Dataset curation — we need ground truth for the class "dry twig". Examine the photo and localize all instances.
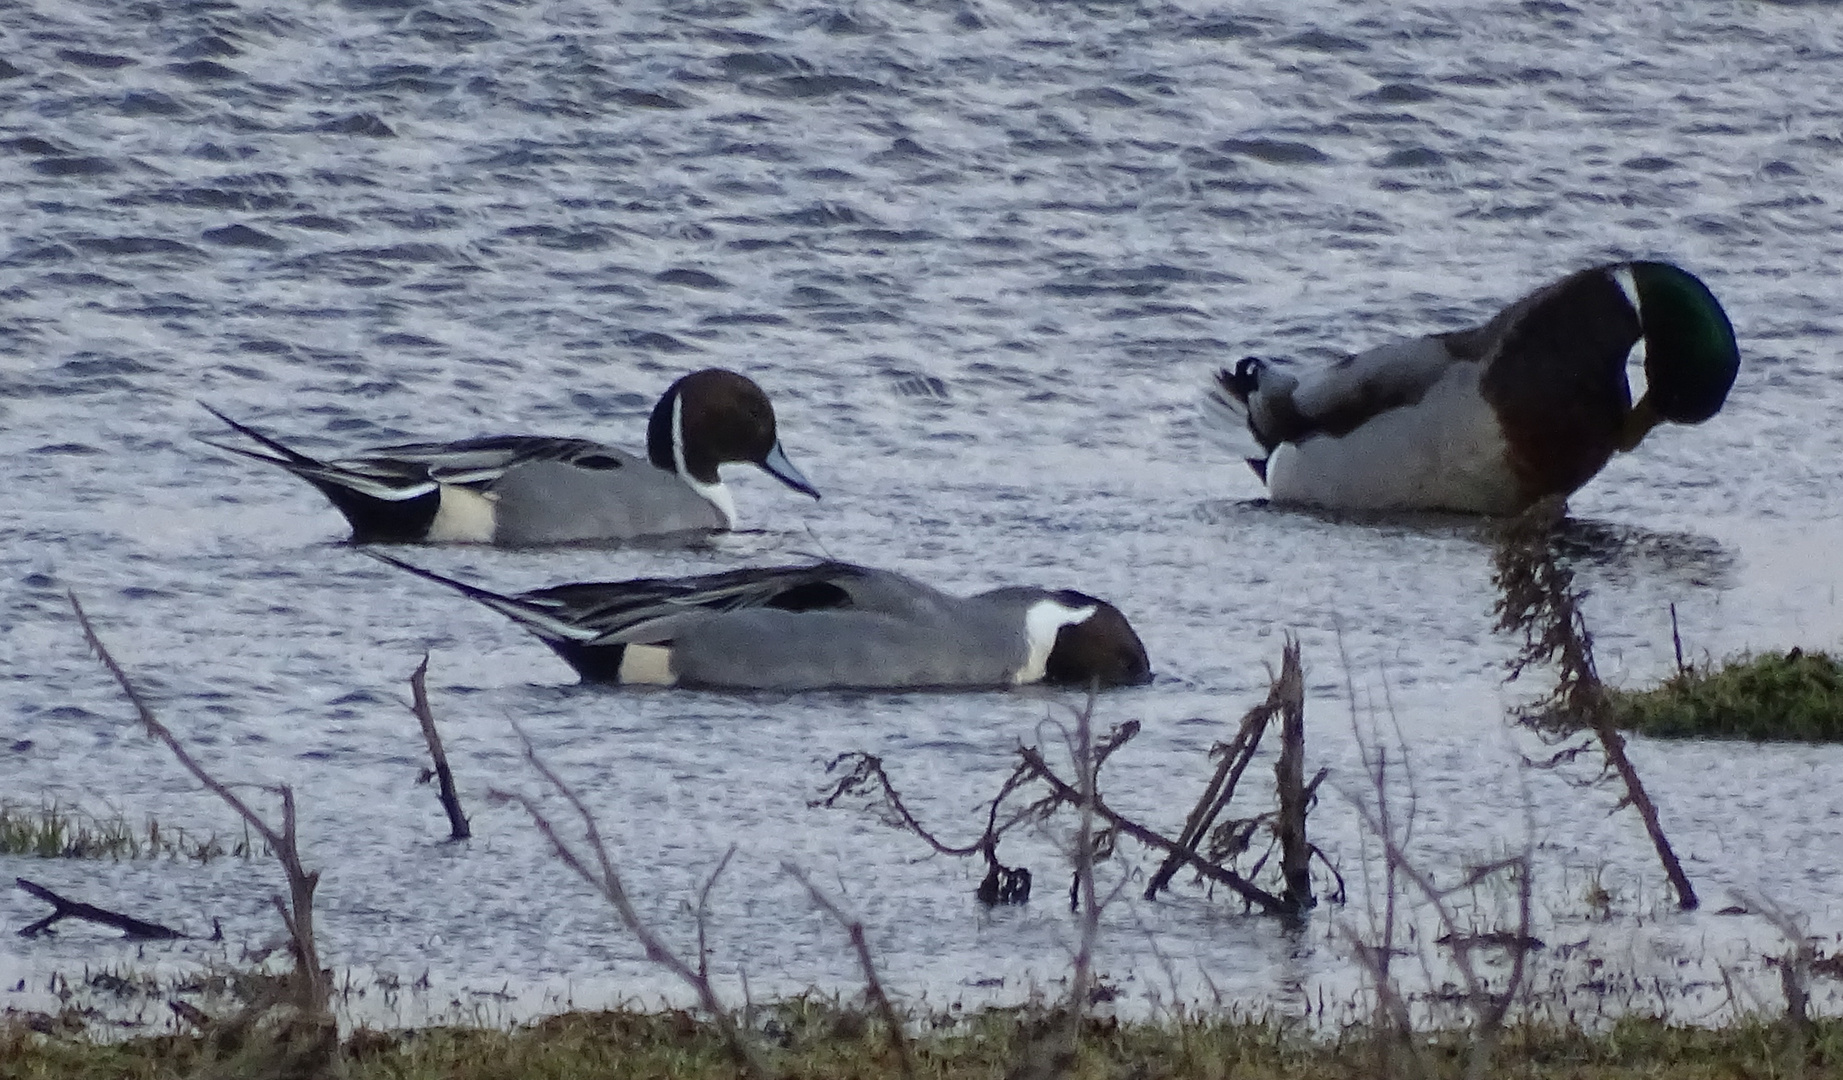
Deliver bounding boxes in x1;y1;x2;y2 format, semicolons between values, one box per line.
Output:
491;727;764;1079
1271;638;1312;911
813;751;1039;904
67;592;328;1019
782;863;916;1080
407;654;470;841
820;647;1329;917
1344;739;1538;1080
1146;662;1286;899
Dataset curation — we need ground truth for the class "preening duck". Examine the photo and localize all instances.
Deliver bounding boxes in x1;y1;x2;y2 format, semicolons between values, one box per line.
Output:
1199;261;1740;514
365;553;1153;692
202;368;818;545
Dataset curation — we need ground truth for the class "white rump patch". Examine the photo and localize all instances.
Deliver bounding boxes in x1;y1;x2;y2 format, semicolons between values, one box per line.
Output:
672;393;737;528
425;485;498;543
619;643;676;685
1013;599;1097;685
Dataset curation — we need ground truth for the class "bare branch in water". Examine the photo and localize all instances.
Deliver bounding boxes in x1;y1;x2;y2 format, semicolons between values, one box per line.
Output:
1491;499;1698;911
491;728;765;1079
1272;638;1313;911
408;654;470;841
16;878;185;940
1740;891;1816;1036
1067;690;1102;1011
815;750;1039;904
1343;725;1538;1080
1014;742;1291;914
694;846;737;985
67;592;328;1020
1147;666;1285;899
819;645;1325;917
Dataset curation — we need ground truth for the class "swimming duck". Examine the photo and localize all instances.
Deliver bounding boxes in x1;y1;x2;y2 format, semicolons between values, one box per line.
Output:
203;368;819;545
1198;261;1740;514
364;552;1153;691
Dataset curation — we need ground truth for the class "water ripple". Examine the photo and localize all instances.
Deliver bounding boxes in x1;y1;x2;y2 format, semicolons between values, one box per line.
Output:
2;0;1842;1026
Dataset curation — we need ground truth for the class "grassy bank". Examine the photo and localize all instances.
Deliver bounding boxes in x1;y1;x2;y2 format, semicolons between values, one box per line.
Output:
1609;648;1843;742
5;1002;1841;1080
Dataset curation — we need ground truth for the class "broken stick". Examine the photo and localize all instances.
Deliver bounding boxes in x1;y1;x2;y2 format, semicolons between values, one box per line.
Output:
410;653;470;841
16;878;185;939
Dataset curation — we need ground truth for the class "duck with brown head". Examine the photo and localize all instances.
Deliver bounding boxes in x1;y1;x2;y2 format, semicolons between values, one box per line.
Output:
363;554;1154;693
201;367;818;545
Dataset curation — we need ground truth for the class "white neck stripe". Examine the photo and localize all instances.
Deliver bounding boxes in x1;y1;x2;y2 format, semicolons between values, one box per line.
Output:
673;393;737;528
670;391;689;477
1014;600;1096;685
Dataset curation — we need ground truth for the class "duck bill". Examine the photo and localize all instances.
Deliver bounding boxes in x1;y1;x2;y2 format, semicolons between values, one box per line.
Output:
1616;394;1661;452
759;441;820;499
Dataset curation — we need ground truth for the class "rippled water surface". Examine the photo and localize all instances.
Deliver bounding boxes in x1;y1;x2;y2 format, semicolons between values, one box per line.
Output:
5;0;1843;1027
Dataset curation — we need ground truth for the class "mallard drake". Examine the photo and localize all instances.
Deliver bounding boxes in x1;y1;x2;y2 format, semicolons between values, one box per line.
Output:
364;553;1153;691
1199;261;1740;513
202;368;818;545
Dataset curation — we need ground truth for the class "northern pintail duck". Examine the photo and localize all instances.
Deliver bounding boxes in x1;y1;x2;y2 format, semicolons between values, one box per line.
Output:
1198;261;1740;514
365;553;1153;691
203;369;819;545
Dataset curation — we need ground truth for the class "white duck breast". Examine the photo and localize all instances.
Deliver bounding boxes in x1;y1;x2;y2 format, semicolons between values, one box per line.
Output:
1266;358;1520;513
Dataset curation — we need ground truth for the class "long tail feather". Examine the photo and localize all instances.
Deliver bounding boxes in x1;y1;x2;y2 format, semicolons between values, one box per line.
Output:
360;551;599;644
199;403;327;468
200;404;437;503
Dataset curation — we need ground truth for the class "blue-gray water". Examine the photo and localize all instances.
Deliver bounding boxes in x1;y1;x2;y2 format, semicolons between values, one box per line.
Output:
4;0;1843;1028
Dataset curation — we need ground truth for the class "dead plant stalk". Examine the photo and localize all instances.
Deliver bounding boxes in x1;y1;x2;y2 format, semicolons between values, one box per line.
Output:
407;654;470;841
782;864;916;1080
67;592;328;1019
491;728;765;1079
1493;498;1698;911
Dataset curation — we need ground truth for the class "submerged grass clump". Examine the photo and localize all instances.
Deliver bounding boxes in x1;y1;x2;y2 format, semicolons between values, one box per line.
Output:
0;800;251;861
1609;648;1843;742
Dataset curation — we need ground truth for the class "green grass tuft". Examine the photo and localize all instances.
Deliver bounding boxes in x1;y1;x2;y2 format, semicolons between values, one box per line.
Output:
1608;648;1843;742
0;801;252;861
